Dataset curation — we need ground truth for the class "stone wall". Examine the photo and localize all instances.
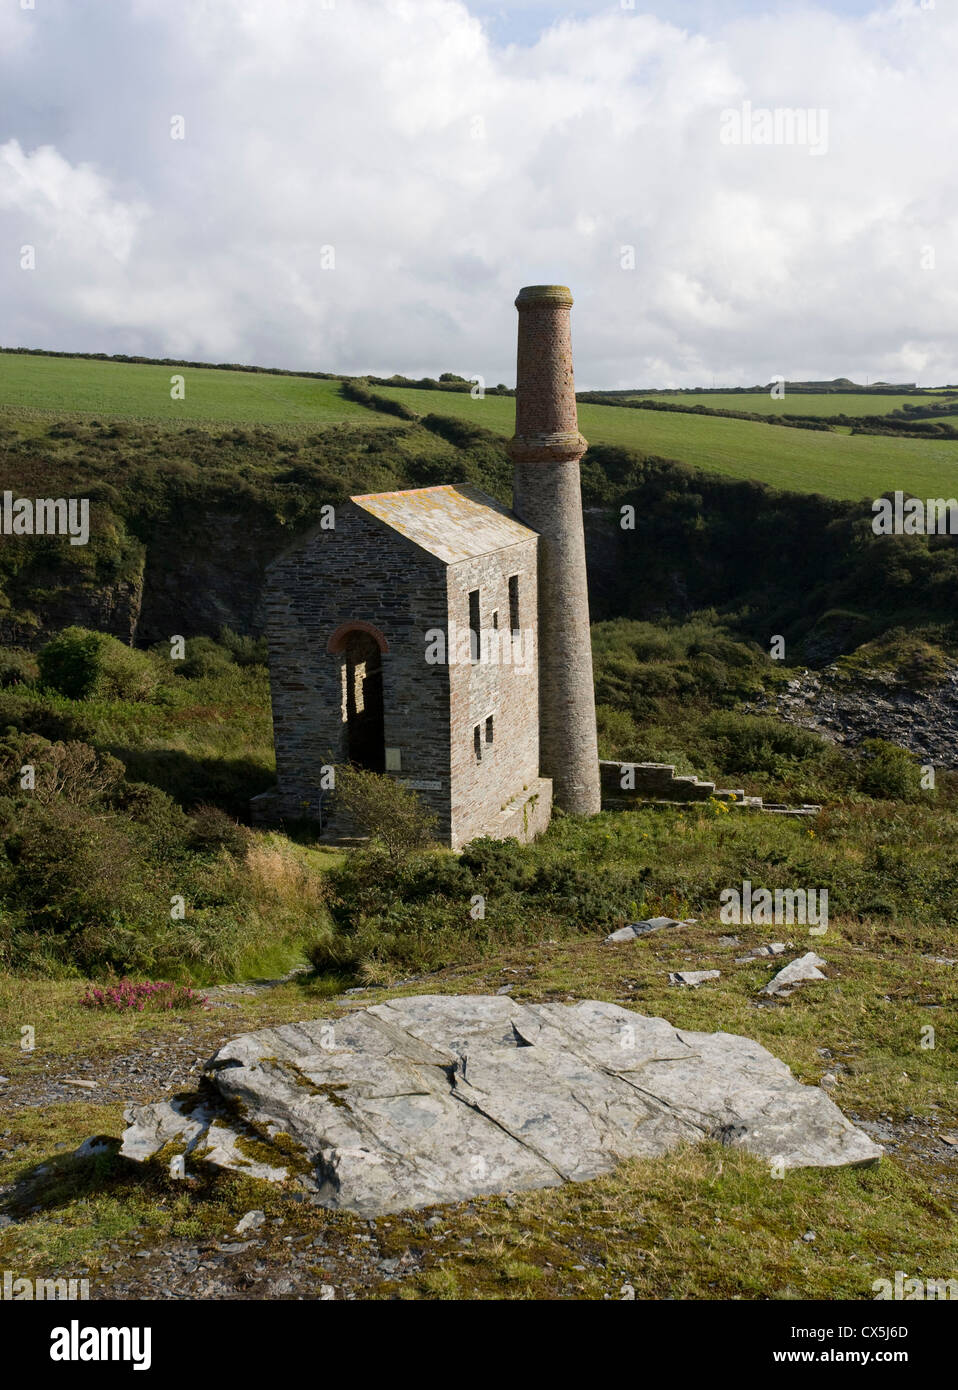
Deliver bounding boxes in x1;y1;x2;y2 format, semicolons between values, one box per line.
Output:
261;503;452;834
446;537;545;848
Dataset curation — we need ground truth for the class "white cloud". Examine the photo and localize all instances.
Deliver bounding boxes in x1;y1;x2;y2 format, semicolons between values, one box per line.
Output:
0;0;956;386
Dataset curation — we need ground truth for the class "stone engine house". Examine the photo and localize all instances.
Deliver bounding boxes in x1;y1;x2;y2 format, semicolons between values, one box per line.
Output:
256;285;600;848
258;484;551;849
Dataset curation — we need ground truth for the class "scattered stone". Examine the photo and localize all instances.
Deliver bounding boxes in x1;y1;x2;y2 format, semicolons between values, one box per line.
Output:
0;1076;8;1085
820;1073;838;1090
668;971;720;988
735;943;790;963
496;985;514;996
234;1210;266;1236
802;1231;817;1243
117;996;881;1216
620;1283;636;1300
718;936;740;948
760;952;827;996
73;1136;113;1159
923;956;958;967
62;1078;98;1090
603;917;695;945
215;1241;255;1255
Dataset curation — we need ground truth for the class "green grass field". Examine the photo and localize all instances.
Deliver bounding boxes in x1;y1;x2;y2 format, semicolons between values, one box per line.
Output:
0;353;391;428
374;386;958;501
621;391;958;417
5;352;958;501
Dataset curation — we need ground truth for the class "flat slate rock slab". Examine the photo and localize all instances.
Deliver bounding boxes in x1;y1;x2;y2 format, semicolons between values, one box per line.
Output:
119;996;881;1217
603;916;694;943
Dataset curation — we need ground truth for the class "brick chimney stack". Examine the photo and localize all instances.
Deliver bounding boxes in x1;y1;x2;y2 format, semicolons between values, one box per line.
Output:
507;285;601;817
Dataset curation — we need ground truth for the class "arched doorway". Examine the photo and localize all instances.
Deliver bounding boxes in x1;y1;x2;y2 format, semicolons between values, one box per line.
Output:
328;623;387;772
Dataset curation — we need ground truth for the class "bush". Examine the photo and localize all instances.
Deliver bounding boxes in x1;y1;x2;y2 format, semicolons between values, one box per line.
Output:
702;711;826;776
219;626;268;667
0;648;38;688
596;704;640;758
187;803;251;858
110;780;191;853
179;636;234;679
38;626;158;701
1;798;158;973
897;641;950;688
856;739;923;800
459;837;534;892
334;766;437;864
0;732;124;805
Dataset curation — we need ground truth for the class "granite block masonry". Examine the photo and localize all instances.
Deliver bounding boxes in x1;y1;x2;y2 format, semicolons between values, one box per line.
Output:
255;285;603;845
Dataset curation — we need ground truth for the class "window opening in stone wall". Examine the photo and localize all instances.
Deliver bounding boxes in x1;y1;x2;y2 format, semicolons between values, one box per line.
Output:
474;724;482;761
508;575;520;635
468;589;481;661
485;715;494;744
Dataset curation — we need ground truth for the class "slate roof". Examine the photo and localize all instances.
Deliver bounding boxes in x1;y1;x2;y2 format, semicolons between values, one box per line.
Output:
350;484;537;565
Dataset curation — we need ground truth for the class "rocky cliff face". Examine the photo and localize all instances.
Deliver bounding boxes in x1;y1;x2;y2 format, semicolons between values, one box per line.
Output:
0;576;144;649
135;508;290;645
3;509;292;650
752;666;958;769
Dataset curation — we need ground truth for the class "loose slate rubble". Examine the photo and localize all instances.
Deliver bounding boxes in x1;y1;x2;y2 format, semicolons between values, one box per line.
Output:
603;916;694;944
760;952;828;996
735;942;791;963
118;996;880;1217
668;970;720;987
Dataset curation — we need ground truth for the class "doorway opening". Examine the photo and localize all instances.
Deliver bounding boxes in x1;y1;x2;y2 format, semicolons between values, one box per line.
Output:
340;629;385;771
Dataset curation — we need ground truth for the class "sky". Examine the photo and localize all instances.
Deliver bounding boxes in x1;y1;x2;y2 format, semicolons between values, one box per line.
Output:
1;0;957;389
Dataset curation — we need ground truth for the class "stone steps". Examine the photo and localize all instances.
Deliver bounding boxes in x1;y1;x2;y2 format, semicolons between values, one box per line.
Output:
599;760;821;818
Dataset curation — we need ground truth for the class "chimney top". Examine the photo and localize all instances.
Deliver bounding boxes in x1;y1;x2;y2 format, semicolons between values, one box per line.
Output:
507;282;586;464
515;284;573;307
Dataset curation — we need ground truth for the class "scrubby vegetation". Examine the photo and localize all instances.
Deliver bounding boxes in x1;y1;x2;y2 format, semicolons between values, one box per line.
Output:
0;598;951;984
0;627;332;979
